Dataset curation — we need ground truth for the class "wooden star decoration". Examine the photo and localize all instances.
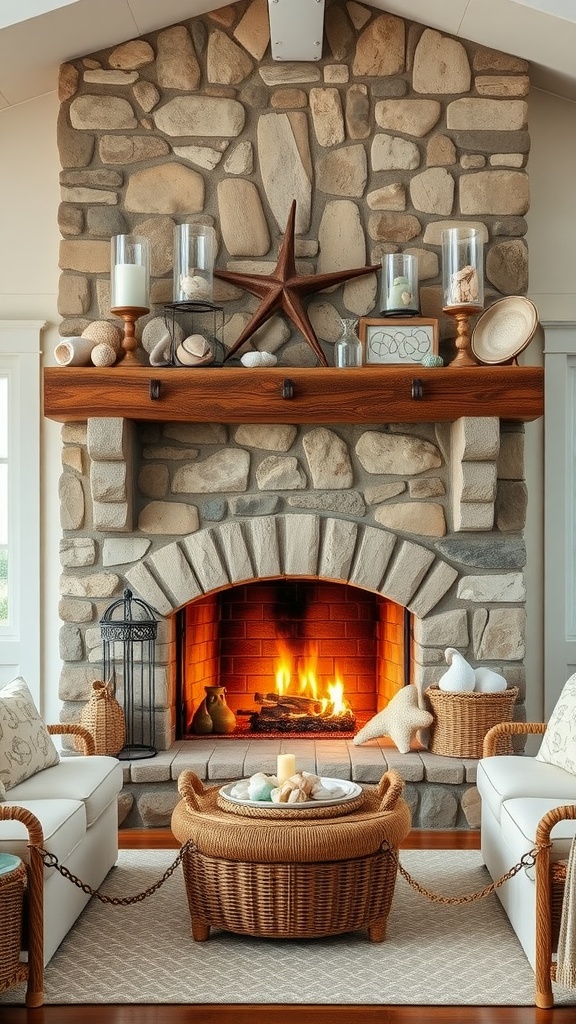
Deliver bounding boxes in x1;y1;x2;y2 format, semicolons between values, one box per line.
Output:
214;200;378;366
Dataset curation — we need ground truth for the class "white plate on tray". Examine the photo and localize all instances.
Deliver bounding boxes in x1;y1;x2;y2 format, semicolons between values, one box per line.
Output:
219;777;363;810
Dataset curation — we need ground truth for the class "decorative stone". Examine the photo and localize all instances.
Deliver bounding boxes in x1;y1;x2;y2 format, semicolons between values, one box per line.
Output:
374;502;446;538
164;423;227;445
59;598;94;623
366;184;406;211
154;95;245;138
59;572;120;599
83;69;138;85
59;474;85;530
364;482;406;504
259;65;321;86
59;538;96;569
459;170;530;216
109;40;154;69
316;144;367;198
137;501;199;535
59;240;110;274
447;98;527;131
59;63;79;102
223;141;253;174
125;163;204;214
353;14;405;77
138;464;169;499
173;451;250;493
258;112;312;234
102;538;151;566
233;0;270;60
156;25;200;90
371;133;420;171
324;65;349;84
217;179;270;257
356;431;441;475
413;29;471;94
234;425;297;451
69;95;137;130
309;88;345;147
271;89;307;109
302;427;353;489
375;99;441;137
229;495;280;517
410;167;455;215
255;456;305;491
288;491;365;516
317;200;366;275
61;446;83;473
207;29;253;85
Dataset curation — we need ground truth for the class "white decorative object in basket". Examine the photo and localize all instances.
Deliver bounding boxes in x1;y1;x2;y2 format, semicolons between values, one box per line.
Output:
438;647;476;692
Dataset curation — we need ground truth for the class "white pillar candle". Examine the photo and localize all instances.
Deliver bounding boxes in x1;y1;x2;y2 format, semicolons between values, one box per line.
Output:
277;753;296;785
113;263;147;308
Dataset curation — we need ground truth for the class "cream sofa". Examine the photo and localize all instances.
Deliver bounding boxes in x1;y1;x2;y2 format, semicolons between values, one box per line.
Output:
477;720;576;1007
0;722;123;970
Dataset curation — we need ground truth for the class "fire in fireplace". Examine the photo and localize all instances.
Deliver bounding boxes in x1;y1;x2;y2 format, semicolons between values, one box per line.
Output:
177;579;410;740
248;639;356;733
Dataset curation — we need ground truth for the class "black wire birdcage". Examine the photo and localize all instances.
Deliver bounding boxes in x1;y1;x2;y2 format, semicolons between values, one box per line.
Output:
100;588;158;760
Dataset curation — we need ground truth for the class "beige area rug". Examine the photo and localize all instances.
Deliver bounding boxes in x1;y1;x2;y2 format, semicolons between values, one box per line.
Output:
2;848;576;1006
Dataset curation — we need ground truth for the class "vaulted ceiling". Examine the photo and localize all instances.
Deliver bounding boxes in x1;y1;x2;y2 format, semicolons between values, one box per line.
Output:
1;0;575;110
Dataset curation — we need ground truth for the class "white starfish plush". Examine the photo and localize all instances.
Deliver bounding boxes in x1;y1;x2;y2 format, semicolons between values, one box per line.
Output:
352;686;433;754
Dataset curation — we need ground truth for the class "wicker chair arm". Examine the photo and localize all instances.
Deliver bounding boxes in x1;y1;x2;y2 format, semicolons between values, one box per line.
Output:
47;723;96;756
0;804;45;848
535;804;576;848
0;804;45;1007
482;720;547;758
377;770;405;811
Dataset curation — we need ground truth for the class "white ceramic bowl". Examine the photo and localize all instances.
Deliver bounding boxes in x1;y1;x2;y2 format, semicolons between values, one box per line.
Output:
471;296;542;364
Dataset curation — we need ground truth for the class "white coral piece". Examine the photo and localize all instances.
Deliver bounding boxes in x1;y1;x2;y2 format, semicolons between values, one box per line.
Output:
240;351;277;367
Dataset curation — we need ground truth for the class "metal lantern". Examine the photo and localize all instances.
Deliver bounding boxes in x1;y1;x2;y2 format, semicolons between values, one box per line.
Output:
100;588;158;760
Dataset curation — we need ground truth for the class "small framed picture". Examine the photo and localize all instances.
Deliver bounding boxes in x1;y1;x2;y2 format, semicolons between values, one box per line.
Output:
359;317;439;365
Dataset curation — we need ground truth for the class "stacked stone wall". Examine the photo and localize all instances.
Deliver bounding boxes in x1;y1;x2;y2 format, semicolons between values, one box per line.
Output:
59;415;528;747
56;0;530;364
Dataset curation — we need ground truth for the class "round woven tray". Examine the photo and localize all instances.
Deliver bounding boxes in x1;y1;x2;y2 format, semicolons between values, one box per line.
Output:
216;790;365;818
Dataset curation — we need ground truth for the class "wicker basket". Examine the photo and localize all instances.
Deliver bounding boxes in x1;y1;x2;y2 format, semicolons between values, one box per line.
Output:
425;685;518;758
79;680;125;756
172;770;411;942
0;855;28;993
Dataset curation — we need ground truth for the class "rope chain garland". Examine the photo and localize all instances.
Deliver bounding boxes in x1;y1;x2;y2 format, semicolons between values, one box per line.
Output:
33;839;550;908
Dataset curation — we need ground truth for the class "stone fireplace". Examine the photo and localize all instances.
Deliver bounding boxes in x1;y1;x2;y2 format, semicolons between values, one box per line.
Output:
48;0;543;825
57;412;528;753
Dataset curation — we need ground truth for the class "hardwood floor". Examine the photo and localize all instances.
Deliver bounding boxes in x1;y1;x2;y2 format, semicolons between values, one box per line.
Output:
2;829;573;1023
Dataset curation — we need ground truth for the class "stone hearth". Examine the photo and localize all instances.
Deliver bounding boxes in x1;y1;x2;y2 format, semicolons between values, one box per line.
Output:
117;737;481;830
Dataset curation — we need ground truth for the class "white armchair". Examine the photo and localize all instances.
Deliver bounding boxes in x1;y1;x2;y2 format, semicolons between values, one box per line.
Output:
478;717;576;1007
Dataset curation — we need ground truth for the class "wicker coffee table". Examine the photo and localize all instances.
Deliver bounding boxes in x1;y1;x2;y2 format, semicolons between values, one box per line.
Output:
171;770;411;942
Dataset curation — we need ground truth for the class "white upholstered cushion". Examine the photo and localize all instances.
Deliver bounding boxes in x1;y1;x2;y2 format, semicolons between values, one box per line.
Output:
9;755;123;827
0;798;86;872
0;677;60;791
536;671;576;772
500;796;576;864
477;754;576;822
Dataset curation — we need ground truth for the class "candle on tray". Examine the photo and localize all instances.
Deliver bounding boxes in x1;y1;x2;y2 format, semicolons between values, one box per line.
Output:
277;753;296;785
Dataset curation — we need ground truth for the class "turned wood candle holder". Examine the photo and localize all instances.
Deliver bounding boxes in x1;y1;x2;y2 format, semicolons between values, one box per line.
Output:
111;306;149;362
443;304;482;367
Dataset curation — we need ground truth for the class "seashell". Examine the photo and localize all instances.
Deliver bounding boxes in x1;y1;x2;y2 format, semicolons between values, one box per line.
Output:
82;320;123;353
474;666;507;693
438;647;476;693
240;351;278;368
175;333;214;367
149;335;171;367
420;352;440;368
54;337;95;366
90;342;117;367
179;274;211;300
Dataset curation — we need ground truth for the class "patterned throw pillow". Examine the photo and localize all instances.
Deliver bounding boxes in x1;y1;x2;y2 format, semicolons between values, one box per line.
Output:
536;671;576;773
0;677;60;794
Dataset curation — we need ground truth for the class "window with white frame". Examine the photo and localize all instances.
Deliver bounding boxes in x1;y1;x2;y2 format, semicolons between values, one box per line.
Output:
0;321;44;691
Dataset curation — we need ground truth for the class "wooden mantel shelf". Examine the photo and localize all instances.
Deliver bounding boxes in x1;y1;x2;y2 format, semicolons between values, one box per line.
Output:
43;364;544;424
